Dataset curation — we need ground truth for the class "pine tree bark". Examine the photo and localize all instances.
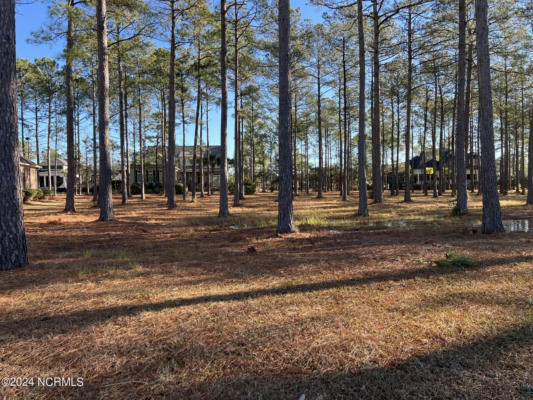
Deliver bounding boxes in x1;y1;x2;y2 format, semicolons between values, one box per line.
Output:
342;37;348;201
371;0;382;203
527;105;533;204
439;84;445;194
117;28;127;205
277;0;297;233
0;0;28;270
138;89;145;200
338;75;343;195
192;48;201;202
65;0;76;212
465;38;473;192
357;0;369;216
520;82;526;195
455;0;468;214
233;0;241;206
390;93;395;196
91;62;98;202
97;0;113;221
422;88;429;196
167;0;177;208
404;7;413;202
161;89;166;196
219;0;230;216
395;95;400;196
180;72;187;201
206;96;211;195
125;87;131;197
34;97;39;165
47;95;52;192
317;57;323;198
432;71;438;198
200;97;205;198
475;0;503;233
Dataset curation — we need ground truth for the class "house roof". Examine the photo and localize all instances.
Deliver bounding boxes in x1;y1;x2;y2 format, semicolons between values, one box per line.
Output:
410;151;479;170
176;145;222;159
410;150;452;170
40;157;68;166
20;156;40;168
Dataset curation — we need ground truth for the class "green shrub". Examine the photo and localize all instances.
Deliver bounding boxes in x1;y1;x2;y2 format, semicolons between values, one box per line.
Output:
175;183;184;195
435;252;475;268
22;188;45;202
244;177;256;195
228;177;256;195
22;189;34;203
42;189;52;198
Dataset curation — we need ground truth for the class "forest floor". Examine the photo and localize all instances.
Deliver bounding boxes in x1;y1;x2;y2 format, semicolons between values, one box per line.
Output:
1;191;532;399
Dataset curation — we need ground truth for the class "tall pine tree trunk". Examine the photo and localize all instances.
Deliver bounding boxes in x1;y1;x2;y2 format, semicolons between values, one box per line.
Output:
233;0;241;206
125;86;131;197
91;61;98;202
277;0;297;233
138;88;145;200
439;85;446;194
65;0;76;212
465;38;473;193
206;96;211;196
342;37;348;201
34;98;39;165
527;105;533;204
180;72;187;200
219;0;230;216
371;0;382;203
167;0;177;208
317;57;323;198
97;0;114;221
200;96;205;198
0;0;28;270
475;0;503;232
404;7;413;202
423;88;429;196
432;71;438;198
47;95;52;193
192;48;201;202
520;81;526;194
117;28;127;205
390;93;395;196
357;0;369;216
455;0;468;214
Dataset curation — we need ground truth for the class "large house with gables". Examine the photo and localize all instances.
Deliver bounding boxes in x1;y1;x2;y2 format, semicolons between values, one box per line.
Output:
132;145;222;191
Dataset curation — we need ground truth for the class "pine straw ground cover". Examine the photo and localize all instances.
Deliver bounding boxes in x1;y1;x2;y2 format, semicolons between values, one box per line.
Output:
1;192;532;400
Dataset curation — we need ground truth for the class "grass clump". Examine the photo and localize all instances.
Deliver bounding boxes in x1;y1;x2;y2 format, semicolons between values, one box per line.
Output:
435;251;476;268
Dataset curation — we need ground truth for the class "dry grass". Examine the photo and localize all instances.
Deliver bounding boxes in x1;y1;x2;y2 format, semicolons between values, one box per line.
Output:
1;191;532;399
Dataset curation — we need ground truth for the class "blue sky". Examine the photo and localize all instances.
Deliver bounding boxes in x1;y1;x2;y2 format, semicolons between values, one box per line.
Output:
15;1;325;163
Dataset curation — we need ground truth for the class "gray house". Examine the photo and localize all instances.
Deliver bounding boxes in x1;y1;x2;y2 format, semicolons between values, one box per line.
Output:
132;145;222;190
38;158;67;191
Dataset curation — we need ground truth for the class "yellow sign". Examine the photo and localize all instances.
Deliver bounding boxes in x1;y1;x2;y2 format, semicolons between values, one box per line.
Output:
426;167;434;175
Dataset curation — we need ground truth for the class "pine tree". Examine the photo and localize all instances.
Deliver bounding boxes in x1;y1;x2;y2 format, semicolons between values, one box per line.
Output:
0;0;28;270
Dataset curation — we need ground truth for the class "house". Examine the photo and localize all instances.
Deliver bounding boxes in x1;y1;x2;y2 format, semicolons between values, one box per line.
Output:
20;156;41;189
387;151;479;190
409;151;451;190
38;158;67;192
132;145;222;190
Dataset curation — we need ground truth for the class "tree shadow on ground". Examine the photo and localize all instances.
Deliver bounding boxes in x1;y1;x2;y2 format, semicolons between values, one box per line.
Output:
3;254;532;344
